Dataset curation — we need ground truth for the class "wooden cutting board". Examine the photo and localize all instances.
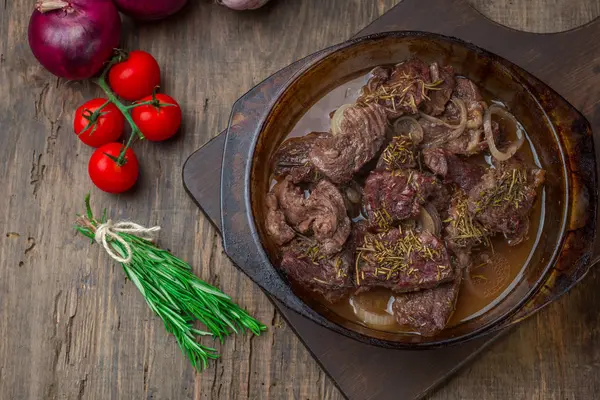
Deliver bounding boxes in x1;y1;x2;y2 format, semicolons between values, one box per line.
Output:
183;0;600;399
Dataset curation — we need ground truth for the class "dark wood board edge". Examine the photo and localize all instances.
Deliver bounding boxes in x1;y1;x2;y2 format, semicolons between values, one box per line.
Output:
182;133;226;233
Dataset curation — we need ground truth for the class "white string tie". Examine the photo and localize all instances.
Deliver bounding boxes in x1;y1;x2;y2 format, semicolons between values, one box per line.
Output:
94;220;161;263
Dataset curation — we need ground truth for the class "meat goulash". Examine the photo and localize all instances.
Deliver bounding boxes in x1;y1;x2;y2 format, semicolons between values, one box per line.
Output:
265;58;545;336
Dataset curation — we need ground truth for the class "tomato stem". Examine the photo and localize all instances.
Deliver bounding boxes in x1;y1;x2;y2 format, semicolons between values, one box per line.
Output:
116;131;138;166
125;101;154;110
96;75;144;139
95;53;148;164
125;100;177;110
79;100;111;135
94;51;175;166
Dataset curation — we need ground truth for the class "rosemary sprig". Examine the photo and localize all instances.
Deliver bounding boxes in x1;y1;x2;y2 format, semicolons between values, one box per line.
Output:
75;195;266;371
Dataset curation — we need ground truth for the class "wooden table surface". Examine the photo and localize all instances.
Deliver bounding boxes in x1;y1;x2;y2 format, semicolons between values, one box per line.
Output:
1;1;599;399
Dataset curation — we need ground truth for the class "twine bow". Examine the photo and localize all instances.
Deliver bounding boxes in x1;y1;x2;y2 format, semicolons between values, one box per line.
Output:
94;220;161;263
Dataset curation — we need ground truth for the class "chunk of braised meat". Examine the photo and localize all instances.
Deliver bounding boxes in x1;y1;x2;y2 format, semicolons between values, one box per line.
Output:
357;58;433;119
349;220;369;248
420;102;486;155
376;135;420;170
428;184;452;216
446;121;500;155
269;177;351;255
271;175;307;227
421;63;456;116
280;239;354;303
455;76;483;102
392;274;461;336
304;179;352;255
265;192;296;246
450;247;472;270
420;77;500;155
423;148;485;192
362;169;442;230
444;190;490;252
272;132;326;184
377;116;426;171
309;103;388;184
448;77;498;152
355;228;453;293
468;163;545;245
446;77;485;128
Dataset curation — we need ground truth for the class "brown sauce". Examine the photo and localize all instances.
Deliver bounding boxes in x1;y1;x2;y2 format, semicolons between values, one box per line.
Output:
277;71;544;334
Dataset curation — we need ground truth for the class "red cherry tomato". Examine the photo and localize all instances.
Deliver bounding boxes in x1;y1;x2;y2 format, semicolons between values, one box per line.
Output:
108;50;161;101
131;94;182;141
74;99;124;148
88;143;139;194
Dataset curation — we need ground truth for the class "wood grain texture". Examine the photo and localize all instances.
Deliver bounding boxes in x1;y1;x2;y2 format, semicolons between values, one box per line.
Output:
471;0;600;33
0;1;598;400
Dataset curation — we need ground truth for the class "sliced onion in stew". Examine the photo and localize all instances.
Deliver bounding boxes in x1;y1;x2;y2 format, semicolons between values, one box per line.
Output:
418;204;442;236
484;104;525;161
330;104;353;136
392;116;424;144
350;292;397;329
344;182;362;204
421;98;467;147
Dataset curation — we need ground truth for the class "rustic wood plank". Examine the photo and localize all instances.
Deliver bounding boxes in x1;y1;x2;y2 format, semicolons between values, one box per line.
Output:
0;1;597;400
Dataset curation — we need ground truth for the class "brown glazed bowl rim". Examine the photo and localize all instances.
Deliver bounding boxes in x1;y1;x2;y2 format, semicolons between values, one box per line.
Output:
221;31;597;348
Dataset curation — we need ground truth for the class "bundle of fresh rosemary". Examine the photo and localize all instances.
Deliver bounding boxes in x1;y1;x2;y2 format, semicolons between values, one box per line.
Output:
75;195;266;371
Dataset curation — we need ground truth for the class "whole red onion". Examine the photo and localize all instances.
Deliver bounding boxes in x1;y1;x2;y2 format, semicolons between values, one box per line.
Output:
217;0;271;10
28;0;121;80
113;0;188;21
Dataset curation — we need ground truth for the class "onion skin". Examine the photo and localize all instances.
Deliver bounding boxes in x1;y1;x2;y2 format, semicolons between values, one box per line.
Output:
114;0;188;21
217;0;271;10
28;0;121;80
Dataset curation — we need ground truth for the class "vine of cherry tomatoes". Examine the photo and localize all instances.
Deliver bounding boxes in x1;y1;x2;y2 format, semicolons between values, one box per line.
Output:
74;50;182;194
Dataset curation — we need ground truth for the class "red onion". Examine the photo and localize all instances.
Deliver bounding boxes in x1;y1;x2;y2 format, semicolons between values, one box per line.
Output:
28;0;121;80
114;0;188;21
217;0;271;10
